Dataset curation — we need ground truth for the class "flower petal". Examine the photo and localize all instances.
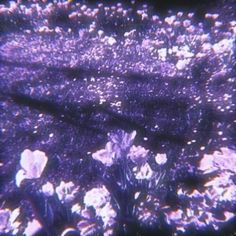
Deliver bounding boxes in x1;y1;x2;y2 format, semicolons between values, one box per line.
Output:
32;150;48;178
15;169;26;187
20;149;34;173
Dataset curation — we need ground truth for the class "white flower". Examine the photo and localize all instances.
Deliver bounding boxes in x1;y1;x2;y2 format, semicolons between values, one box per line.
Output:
92;130;137;166
41;181;54;197
108;130;137;150
199;148;236;204
98;203;116;227
15;169;27;187
107;36;116;46
199;147;236;174
204;172;236;202
23;219;42;236
0;208;20;235
212;38;234;54
158;48;167;61
133;163;153;180
55;181;79;203
83;186;116;230
215;148;236;172
165;209;183;224
176;59;191;70
84;186;110;209
92;142;115;167
15;149;48;187
128;145;149;165
71;203;82;215
165;16;176;25
155;153;167;165
220;185;236;202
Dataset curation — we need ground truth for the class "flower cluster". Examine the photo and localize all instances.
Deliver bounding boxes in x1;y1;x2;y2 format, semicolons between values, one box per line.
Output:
199;147;236;203
9;135;236;235
75;185;117;236
199;147;236;174
0;208;20;235
91;130;167;183
173;188;235;231
169;147;236;232
90;130;169;227
92;130;137;166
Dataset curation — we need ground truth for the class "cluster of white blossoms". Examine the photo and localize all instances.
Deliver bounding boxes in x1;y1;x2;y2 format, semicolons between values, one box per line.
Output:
0;211;41;236
199;147;236;203
11;134;236;235
92;130;167;182
74;127;168;235
41;180;80;204
41;181;116;235
90;131;170;228
199;147;236;174
71;185;117;236
0;208;20;235
169;147;236;232
0;205;42;236
92;130;137;166
13;148;117;235
84;186;116;227
171;188;235;232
